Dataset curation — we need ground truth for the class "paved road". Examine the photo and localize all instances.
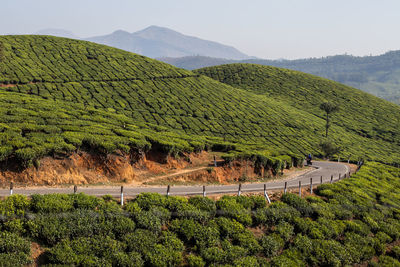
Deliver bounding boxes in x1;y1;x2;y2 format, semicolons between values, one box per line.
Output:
0;161;350;197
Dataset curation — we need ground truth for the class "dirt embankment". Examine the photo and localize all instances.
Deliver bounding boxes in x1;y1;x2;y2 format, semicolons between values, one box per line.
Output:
142;160;306;185
0;150;300;186
0;150;212;186
0;82;36;88
0;83;17;88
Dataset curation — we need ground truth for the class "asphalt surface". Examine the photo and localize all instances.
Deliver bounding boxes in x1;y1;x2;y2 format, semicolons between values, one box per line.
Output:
0;161;351;197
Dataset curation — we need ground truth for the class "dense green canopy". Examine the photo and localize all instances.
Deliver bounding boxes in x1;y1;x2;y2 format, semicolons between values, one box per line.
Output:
0;162;399;266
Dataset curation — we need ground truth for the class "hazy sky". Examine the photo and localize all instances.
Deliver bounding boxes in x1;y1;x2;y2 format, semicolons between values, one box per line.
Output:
2;0;400;59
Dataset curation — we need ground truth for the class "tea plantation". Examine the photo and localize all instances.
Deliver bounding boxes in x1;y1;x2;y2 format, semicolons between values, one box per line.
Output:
1;36;400;169
195;64;400;162
0;162;399;266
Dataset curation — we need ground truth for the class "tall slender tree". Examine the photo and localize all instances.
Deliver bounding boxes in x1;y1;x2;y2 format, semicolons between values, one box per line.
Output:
319;102;339;138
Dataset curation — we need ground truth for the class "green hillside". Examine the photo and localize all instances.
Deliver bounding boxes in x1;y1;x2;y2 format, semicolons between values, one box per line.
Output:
0;36;400;169
195;64;400;162
161;53;400;105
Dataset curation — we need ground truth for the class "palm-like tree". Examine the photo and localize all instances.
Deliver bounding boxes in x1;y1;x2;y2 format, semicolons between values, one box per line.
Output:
320;102;339;138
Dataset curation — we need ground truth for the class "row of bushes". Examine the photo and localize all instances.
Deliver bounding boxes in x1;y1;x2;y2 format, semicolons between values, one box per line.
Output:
221;150;304;175
0;89;311;169
0;162;399;266
0;35;193;85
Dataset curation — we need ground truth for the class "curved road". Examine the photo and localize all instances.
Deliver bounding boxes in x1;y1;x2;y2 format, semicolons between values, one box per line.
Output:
0;161;350;197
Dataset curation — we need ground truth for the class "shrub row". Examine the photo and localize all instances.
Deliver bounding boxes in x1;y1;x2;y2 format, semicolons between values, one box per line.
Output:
0;163;400;266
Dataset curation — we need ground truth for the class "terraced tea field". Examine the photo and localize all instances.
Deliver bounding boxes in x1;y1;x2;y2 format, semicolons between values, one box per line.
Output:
0;36;400;171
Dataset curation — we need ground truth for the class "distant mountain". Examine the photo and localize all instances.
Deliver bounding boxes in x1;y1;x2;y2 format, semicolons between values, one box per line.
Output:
160;53;400;105
35;28;78;39
85;26;251;60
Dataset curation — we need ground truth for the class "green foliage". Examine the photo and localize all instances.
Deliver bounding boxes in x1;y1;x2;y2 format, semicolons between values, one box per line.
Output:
167;53;400;105
188;196;217;216
343;232;375;263
320;102;339;138
0;232;31;266
211;217;245;238
259;233;284;258
319;139;341;158
134;207;171;232
293;234;312;257
133;193;167;210
48;235;126;266
123;229;157;255
0;252;32;267
30;194;74;213
233;256;260;267
310;239;352;266
390;246;400;260
254;202;301;226
270;248;305;267
281;193;313;217
0;162;399;266
27;210;135;245
216;196;252;226
234;230;262;254
200;246;225;264
160;231;184;251
0;36;307;168
1;36;399;170
377;255;400;267
187;254;206;267
146;244;183;267
169;218;199;243
196;63;400;163
71;193;105;209
193;224;220;249
2;218;25;235
275;222;294;242
0;231;30;254
112;252;144;267
0;194;30;216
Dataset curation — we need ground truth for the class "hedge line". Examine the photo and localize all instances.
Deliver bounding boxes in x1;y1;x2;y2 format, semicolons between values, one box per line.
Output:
0;162;399;266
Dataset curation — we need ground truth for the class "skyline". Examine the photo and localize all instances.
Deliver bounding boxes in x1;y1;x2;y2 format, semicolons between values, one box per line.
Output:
2;0;400;59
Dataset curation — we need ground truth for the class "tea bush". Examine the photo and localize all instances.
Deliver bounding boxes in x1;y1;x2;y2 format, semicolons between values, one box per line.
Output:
0;232;31;266
0;194;30;216
0;162;399;265
259;233;285;257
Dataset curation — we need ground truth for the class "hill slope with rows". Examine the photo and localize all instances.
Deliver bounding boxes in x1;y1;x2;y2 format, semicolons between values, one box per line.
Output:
195;64;400;163
161;53;400;105
0;36;399;170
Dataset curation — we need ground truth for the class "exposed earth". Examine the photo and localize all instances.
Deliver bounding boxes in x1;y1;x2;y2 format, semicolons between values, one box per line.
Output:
0;161;354;197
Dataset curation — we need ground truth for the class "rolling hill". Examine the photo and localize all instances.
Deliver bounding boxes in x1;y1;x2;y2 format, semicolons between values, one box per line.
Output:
161;53;400;104
85;26;250;59
194;63;400;162
0;35;400;171
195;63;400;143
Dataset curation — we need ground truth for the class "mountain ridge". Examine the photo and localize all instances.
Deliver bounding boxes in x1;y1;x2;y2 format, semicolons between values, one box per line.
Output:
83;25;251;60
